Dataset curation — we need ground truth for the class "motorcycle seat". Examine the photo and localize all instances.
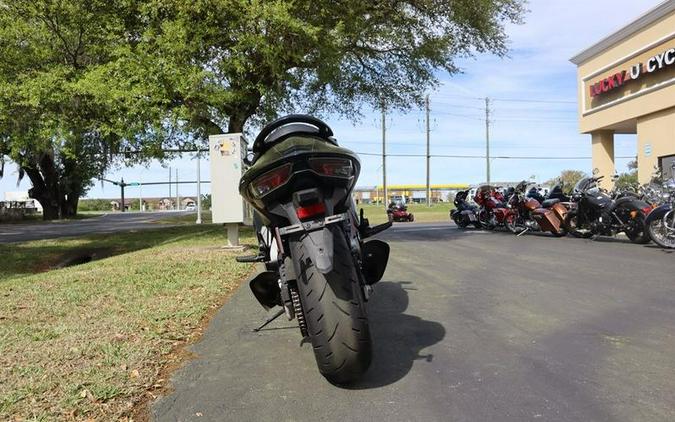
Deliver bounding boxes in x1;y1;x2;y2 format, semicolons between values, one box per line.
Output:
542;199;560;208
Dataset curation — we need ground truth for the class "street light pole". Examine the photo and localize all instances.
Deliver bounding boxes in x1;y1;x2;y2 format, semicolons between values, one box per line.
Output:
175;168;179;211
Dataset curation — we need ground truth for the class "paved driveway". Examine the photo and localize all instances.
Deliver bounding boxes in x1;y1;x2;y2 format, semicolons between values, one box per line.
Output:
153;223;675;422
0;211;193;243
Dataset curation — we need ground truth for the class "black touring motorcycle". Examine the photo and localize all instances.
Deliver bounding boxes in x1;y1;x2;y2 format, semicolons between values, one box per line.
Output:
237;115;391;384
564;175;652;243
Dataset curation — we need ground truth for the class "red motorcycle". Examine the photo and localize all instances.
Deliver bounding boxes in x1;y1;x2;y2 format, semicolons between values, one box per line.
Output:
473;185;510;229
505;181;569;237
387;203;415;222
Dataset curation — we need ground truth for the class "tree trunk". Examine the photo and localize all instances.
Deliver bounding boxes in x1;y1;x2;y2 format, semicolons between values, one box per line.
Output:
22;152;82;220
228;115;246;133
60;194;79;218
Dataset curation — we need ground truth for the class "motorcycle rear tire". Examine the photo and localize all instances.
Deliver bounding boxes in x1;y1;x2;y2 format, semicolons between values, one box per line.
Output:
290;232;372;385
453;216;469;228
625;213;651;244
647;216;675;249
564;211;593;239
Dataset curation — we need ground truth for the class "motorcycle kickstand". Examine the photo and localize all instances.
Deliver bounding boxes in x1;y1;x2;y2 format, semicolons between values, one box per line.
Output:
252;308;286;332
517;227;529;237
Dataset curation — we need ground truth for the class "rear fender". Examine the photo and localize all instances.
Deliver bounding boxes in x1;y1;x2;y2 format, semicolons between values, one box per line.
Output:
614;198;650;213
645;204;672;225
297;227;335;274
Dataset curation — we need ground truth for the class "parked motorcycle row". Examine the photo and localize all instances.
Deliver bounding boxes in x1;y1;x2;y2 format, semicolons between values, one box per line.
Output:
451;168;675;249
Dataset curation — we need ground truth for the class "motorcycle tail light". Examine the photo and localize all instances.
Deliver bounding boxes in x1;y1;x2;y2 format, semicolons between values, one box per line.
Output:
642;206;652;215
296;202;326;220
251;164;292;197
309;158;353;178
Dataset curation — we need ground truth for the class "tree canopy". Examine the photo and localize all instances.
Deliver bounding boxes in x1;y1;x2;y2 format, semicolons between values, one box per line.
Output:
0;0;155;218
1;0;526;218
104;0;526;135
546;170;587;193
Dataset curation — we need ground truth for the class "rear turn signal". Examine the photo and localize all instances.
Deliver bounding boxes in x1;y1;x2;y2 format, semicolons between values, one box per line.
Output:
309;158;353;178
296;202;326;220
251;164;292;197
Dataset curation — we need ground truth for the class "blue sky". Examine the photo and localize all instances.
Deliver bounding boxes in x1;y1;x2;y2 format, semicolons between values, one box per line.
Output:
0;0;657;200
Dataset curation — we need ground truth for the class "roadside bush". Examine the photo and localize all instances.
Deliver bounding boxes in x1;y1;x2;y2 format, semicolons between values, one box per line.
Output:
78;199;112;212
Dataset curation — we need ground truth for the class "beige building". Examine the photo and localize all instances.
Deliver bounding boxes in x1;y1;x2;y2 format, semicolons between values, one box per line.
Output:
570;0;675;188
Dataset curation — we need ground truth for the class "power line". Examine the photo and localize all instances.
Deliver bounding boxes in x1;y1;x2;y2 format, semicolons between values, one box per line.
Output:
355;151;635;160
491;97;577;105
433;94;577;105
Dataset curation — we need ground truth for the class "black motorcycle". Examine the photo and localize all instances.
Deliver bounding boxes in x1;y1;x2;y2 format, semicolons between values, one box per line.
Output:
450;190;481;228
645;163;675;249
547;184;569;202
237;115;392;384
563;175;652;244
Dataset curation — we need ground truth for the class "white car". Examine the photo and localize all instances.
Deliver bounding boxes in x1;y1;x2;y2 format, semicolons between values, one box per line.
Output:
185;204;196;211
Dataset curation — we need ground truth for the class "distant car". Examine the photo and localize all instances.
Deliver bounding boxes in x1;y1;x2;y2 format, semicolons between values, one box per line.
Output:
185;204;196;211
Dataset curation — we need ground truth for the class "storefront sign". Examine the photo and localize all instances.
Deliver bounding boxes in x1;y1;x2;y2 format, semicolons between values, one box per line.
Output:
589;47;675;97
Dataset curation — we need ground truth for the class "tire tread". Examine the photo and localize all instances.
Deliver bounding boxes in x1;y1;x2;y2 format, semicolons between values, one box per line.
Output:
290;230;372;385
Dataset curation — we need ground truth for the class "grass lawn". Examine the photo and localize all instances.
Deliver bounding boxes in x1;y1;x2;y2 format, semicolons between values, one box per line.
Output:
153;211;213;225
0;225;255;421
359;202;454;225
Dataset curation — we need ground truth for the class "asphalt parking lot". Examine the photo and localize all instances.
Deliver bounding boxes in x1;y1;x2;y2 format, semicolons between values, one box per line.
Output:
153;223;675;422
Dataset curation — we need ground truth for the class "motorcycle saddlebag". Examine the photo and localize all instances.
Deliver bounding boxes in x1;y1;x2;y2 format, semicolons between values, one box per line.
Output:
550;202;568;223
531;208;561;232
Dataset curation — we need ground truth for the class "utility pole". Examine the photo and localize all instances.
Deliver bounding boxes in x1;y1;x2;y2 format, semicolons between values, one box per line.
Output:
196;152;202;224
485;97;491;185
168;167;172;205
425;95;431;207
381;100;387;208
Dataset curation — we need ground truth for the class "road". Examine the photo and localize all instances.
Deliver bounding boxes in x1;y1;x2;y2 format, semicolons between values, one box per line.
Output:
0;211;192;243
152;223;675;422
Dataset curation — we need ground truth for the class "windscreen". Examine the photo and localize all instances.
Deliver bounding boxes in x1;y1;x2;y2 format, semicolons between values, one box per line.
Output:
574;177;592;193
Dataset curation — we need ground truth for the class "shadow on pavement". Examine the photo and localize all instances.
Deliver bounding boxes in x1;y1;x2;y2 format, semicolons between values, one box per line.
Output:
347;281;446;389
